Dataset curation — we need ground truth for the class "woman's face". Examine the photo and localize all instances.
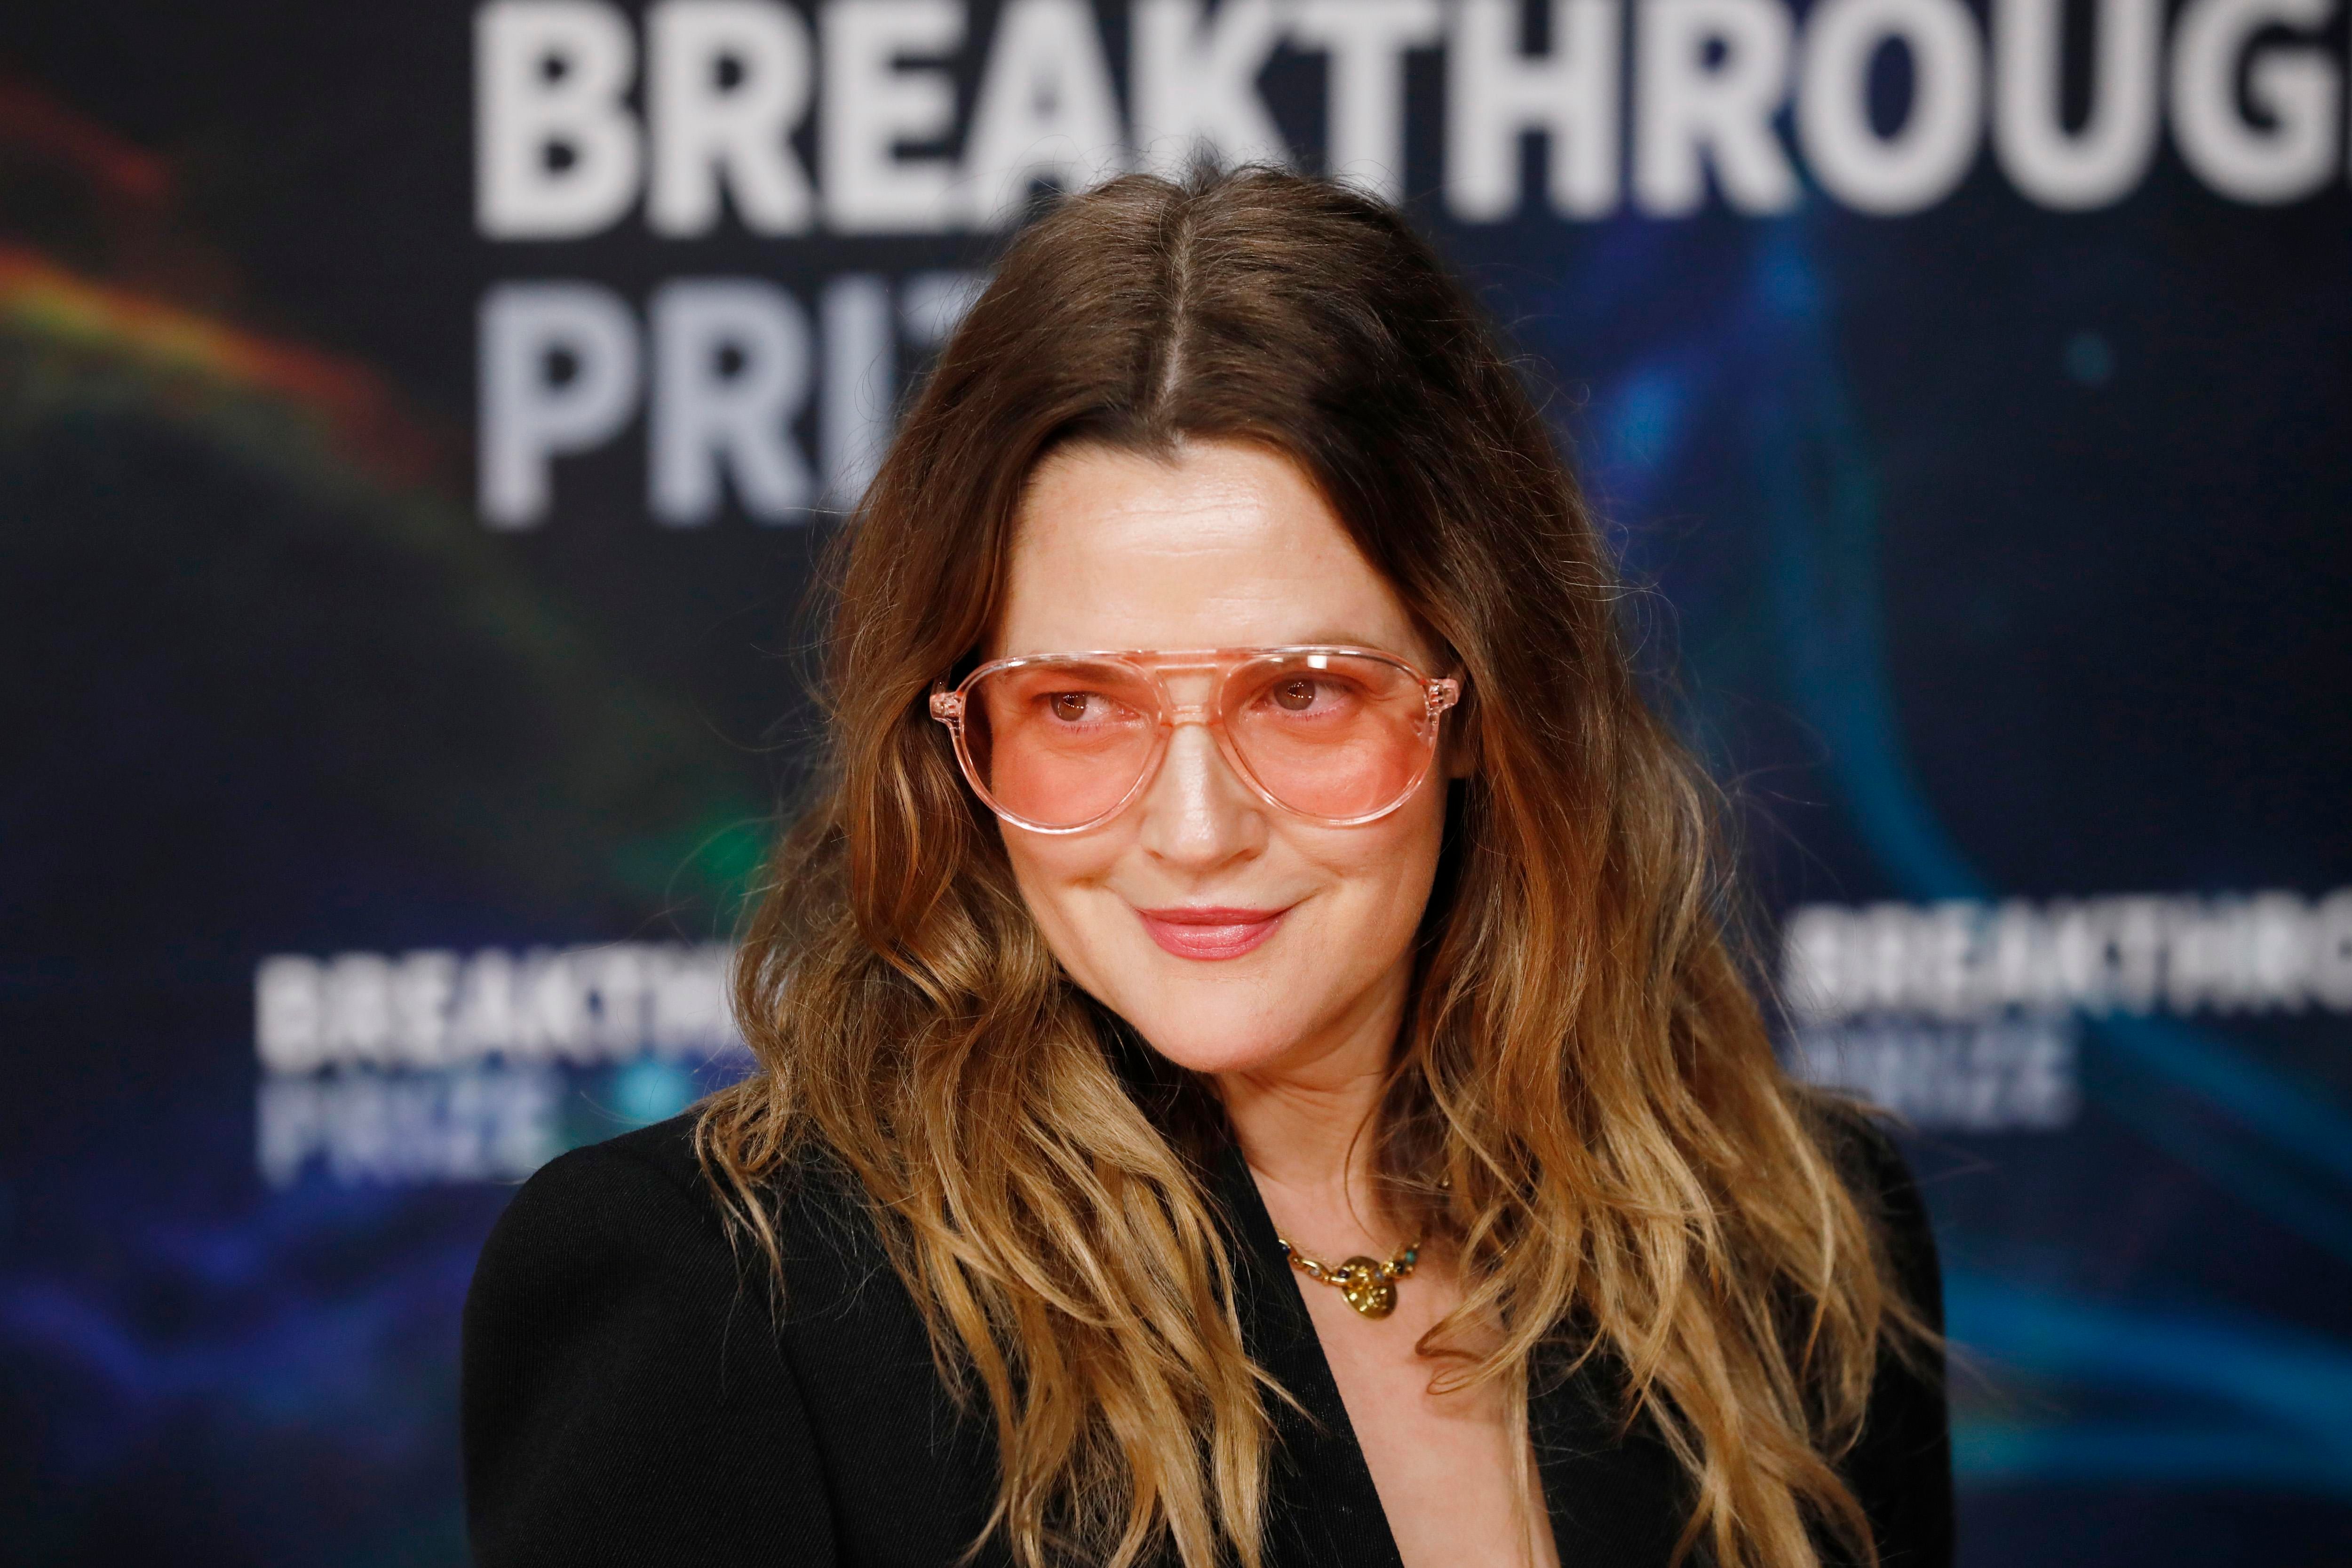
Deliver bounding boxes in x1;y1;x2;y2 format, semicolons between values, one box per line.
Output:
991;438;1453;1083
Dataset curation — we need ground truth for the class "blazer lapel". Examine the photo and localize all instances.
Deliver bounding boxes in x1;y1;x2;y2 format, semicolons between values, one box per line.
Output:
1213;1141;1407;1568
1528;1345;1692;1565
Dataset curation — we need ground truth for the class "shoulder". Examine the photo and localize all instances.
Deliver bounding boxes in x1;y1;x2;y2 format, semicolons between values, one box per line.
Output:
470;1114;721;1289
464;1114;1003;1568
462;1114;787;1437
1810;1096;1944;1335
470;1112;879;1303
1811;1092;1920;1203
1806;1098;1955;1567
463;1114;842;1564
465;1112;915;1406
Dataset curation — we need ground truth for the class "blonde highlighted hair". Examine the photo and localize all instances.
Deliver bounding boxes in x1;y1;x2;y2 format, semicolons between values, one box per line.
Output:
700;166;1929;1568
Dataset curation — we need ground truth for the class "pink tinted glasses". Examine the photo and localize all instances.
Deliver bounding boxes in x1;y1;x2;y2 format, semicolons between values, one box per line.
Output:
928;645;1463;834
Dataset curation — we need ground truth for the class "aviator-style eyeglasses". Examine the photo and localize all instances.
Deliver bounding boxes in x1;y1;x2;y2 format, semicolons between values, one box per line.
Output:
929;646;1463;835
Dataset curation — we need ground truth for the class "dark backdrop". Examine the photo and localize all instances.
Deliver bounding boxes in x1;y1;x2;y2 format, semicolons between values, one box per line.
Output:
4;2;2349;1563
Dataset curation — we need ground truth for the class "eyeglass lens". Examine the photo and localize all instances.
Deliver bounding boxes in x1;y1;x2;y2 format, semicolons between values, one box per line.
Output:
961;653;1437;829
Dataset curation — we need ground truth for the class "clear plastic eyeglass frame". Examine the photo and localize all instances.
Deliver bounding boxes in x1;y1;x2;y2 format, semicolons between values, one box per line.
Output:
927;645;1464;835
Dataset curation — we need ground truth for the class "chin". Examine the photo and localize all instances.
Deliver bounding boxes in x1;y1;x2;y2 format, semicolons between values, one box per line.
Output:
1103;979;1323;1079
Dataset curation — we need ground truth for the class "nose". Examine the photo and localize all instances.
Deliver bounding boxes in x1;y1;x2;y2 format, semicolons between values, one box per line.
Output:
1133;719;1266;870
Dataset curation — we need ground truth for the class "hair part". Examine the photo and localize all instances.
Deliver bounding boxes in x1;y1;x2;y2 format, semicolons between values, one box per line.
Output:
700;165;1932;1568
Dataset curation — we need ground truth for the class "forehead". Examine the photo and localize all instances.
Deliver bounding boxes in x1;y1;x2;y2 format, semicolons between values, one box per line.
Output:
994;439;1429;662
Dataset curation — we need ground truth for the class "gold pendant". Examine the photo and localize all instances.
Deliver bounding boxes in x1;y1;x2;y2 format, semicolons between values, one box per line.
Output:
1280;1235;1419;1320
1334;1258;1399;1319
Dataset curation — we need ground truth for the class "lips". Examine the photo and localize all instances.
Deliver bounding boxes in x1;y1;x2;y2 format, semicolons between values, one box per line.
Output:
1135;905;1288;961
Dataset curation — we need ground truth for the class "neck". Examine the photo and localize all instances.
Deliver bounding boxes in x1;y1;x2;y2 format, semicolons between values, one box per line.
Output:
1214;961;1411;1252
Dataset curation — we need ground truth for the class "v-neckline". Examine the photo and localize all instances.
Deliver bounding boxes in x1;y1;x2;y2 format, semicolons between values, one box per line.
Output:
1209;1139;1689;1568
1213;1138;1408;1567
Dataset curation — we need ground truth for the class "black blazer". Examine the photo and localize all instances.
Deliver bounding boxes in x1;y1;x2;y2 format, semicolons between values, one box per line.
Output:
463;1111;1951;1567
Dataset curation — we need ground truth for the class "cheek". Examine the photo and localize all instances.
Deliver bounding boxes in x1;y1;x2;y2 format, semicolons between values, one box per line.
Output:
1304;789;1448;936
997;826;1132;981
1385;783;1450;876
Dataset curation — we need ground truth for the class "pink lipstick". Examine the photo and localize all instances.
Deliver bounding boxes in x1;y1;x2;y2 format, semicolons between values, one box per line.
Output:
1135;905;1288;961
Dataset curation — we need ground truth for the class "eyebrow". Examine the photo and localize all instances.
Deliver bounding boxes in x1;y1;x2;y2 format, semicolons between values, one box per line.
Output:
1291;628;1397;650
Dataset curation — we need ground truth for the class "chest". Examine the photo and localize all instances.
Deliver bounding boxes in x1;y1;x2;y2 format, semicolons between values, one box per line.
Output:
774;1162;1693;1568
1290;1264;1562;1568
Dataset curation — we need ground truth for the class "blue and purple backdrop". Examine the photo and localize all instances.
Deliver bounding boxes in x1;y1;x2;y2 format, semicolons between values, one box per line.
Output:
4;1;2349;1562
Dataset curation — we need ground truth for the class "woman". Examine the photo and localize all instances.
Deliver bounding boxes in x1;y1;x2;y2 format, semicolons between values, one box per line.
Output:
463;167;1949;1568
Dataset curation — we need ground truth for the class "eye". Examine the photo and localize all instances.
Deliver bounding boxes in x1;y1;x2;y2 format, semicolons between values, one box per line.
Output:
1042;689;1137;724
1271;678;1319;712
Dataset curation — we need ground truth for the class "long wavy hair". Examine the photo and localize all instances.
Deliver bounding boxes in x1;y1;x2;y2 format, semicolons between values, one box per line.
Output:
700;166;1927;1568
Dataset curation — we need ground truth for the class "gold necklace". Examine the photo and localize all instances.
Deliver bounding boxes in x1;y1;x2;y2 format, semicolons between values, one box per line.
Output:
1277;1234;1422;1320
